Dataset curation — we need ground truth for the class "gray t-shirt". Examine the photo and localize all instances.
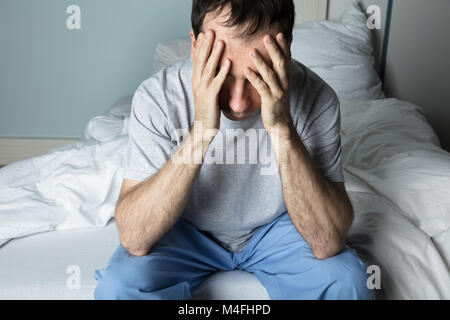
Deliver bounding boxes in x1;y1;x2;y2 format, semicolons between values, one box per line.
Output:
123;58;344;252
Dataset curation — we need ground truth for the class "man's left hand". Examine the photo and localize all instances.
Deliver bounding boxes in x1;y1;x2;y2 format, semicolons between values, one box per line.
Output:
244;33;293;135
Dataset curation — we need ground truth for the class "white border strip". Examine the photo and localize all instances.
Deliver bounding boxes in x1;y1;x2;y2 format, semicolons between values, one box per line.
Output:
0;138;77;165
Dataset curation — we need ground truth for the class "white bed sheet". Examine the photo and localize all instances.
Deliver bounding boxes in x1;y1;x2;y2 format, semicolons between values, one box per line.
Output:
0;221;119;300
432;228;450;270
0;220;270;300
0;97;449;299
345;172;450;299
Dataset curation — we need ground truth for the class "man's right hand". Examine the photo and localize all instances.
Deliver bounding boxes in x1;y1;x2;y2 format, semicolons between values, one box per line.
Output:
191;30;231;137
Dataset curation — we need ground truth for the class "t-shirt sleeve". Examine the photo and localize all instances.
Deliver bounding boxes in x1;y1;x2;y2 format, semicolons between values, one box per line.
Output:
123;80;177;182
301;91;345;183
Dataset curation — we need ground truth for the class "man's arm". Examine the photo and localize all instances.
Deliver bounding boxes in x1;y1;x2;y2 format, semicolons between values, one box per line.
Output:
272;126;354;260
116;126;211;257
116;30;230;257
244;33;353;260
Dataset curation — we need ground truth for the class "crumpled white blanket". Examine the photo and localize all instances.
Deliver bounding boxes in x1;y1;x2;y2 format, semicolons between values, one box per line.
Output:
0;96;132;247
0;97;449;299
341;99;450;299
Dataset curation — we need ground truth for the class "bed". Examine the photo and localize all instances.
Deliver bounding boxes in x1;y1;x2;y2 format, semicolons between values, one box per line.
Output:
1;1;449;300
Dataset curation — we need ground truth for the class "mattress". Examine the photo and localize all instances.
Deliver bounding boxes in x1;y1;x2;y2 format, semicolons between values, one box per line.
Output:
0;220;270;300
0;221;119;299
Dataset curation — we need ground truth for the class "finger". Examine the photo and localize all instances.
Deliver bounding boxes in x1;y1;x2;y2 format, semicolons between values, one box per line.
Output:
195;30;215;78
192;31;214;83
244;67;270;97
211;59;231;93
202;40;225;84
192;32;205;83
250;49;282;94
276;33;291;60
264;35;289;91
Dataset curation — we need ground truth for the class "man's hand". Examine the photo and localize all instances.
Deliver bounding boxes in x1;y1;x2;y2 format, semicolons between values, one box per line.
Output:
244;33;293;135
191;30;231;138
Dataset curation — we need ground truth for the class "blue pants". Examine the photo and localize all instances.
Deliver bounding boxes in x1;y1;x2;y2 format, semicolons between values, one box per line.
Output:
94;212;374;300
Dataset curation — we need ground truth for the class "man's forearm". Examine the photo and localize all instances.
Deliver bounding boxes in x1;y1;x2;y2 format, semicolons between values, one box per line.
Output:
116;123;212;256
270;125;353;260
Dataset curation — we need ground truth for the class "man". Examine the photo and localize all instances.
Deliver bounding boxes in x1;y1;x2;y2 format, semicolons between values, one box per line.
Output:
94;0;374;300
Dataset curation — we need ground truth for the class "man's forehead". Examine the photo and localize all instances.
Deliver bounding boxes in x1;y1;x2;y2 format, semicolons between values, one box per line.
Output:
203;9;279;45
202;11;276;71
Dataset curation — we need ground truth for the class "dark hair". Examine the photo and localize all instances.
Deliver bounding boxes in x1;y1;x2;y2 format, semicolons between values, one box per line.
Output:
191;0;295;42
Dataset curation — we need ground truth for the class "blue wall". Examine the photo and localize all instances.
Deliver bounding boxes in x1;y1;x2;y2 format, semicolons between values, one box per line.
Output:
0;0;192;139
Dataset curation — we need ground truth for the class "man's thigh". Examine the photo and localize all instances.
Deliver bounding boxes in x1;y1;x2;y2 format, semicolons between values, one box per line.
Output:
236;213;375;300
94;218;234;300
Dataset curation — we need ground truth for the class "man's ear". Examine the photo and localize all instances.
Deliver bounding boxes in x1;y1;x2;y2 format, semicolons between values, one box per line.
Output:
190;29;197;59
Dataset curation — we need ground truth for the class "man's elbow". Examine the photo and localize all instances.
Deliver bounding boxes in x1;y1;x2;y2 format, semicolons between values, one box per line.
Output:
124;246;149;258
312;212;353;260
311;235;346;260
115;208;150;257
313;241;345;260
120;238;150;257
117;219;151;257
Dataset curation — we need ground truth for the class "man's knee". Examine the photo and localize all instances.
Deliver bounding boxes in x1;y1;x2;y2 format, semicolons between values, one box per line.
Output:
318;247;375;300
94;269;133;300
94;246;157;300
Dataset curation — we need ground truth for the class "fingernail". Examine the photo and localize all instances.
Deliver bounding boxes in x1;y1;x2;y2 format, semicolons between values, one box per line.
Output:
251;50;257;57
265;36;272;44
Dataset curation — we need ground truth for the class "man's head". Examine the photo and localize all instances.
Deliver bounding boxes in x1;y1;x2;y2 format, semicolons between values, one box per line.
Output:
190;0;295;121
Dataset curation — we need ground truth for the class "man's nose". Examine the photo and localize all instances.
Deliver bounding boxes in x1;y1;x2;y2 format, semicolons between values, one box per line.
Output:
228;80;250;112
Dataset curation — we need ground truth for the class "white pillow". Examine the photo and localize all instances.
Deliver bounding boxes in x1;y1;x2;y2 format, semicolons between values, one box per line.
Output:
152;38;192;75
152;1;384;101
291;1;385;101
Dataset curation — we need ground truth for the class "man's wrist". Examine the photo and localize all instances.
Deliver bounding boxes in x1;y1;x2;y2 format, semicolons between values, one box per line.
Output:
268;121;300;163
171;123;216;166
267;120;296;141
192;121;219;145
188;121;218;165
